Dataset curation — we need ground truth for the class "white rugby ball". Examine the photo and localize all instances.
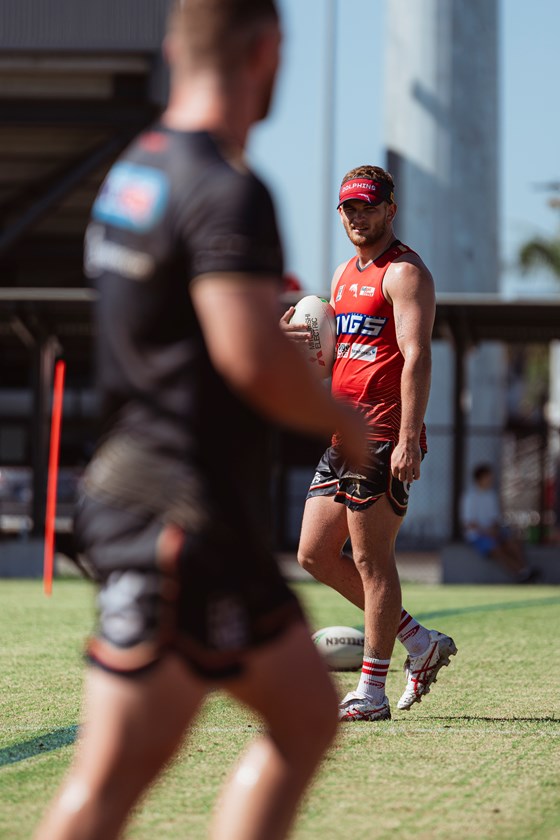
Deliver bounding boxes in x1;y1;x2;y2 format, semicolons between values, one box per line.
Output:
312;625;365;671
291;295;336;380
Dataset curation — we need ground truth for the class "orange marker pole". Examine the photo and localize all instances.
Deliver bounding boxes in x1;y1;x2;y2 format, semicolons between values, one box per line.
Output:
44;359;66;596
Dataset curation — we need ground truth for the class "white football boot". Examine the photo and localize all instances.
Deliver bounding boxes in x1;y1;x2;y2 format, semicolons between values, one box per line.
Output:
338;691;391;722
397;630;458;711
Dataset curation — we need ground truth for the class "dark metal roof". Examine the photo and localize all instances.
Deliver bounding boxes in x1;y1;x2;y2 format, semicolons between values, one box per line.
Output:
1;290;559;388
433;294;560;345
0;289;95;386
1;0;169;51
0;54;160;294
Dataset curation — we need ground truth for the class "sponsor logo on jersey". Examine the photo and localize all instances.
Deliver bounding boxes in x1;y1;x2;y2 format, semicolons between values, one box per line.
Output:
336;343;377;362
84;224;155;280
139;131;169;154
336;312;387;338
349;283;359;298
335;284;345;302
359;285;375;297
350;344;378;361
93;162;170;233
208;595;248;649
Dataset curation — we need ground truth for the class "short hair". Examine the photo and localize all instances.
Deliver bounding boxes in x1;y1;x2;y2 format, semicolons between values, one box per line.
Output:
473;463;493;482
170;0;279;74
340;165;395;203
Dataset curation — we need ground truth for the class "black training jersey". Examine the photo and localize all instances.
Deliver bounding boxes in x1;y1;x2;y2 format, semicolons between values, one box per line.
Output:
84;127;283;523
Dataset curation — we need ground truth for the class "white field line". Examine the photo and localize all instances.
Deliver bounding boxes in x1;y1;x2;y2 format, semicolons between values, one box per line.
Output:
3;724;558;742
381;725;559;737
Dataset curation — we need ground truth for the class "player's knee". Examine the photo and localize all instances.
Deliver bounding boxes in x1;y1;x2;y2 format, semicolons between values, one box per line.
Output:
352;549;375;577
353;549;395;582
57;777;95;818
297;548;318;574
57;774;130;830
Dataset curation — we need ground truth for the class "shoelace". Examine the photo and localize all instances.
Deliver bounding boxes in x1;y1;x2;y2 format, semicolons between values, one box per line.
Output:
408;645;440;687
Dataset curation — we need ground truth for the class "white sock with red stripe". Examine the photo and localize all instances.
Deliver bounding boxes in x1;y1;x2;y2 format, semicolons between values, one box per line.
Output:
356;657;390;705
397;609;430;657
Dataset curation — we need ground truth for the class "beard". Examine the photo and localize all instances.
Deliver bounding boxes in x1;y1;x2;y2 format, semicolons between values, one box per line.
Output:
257;77;274;121
344;216;388;248
256;57;279;121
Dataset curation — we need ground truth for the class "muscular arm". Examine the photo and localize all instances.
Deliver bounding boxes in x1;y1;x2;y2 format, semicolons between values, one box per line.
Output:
384;258;435;482
191;274;364;449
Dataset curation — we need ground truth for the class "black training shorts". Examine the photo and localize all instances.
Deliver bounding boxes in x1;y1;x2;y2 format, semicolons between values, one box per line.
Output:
74;492;303;680
306;440;422;517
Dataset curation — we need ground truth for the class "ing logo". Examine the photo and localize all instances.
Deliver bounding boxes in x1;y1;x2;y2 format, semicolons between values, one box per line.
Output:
336;312;387;338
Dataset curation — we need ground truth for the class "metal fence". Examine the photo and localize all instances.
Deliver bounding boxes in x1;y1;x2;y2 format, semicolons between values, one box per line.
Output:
271;422;560;550
1;424;558;550
502;423;560;543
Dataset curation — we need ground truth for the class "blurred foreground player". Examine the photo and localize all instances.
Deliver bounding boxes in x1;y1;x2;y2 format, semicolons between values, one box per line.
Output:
34;2;367;839
285;166;457;720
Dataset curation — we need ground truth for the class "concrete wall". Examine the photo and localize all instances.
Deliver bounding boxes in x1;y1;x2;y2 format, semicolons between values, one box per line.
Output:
385;0;499;292
0;538;43;578
384;0;505;543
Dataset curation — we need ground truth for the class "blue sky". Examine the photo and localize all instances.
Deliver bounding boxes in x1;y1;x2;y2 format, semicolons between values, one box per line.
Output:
248;0;560;295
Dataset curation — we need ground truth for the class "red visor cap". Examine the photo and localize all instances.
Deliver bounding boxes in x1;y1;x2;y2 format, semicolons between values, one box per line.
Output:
337;178;394;208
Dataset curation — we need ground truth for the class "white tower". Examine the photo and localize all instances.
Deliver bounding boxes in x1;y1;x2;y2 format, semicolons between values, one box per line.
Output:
384;0;505;543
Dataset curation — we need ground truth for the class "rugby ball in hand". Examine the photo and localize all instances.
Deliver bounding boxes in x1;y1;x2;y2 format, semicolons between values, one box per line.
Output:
312;625;365;671
291;295;336;380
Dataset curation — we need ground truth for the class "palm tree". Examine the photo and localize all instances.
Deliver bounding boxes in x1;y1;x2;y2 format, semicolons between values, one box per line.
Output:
519;187;560;278
516;226;560;543
519;236;560;277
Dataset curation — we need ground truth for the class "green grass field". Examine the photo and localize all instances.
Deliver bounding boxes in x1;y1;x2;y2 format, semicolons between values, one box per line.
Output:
1;578;559;839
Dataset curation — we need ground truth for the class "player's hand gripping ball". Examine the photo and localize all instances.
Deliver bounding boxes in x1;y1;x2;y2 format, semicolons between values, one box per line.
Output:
290;295;336;380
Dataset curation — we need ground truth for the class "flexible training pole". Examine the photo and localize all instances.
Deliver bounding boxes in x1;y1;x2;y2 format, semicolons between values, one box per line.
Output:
44;359;66;596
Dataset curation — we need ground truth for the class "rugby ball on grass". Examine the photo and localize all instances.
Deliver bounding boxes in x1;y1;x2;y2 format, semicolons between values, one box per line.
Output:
291;295;336;380
312;625;365;671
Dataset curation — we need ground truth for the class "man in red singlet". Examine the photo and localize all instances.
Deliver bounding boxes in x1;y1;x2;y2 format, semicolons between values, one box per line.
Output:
284;165;458;721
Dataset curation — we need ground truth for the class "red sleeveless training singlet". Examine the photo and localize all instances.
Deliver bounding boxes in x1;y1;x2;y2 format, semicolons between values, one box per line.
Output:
331;240;428;449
